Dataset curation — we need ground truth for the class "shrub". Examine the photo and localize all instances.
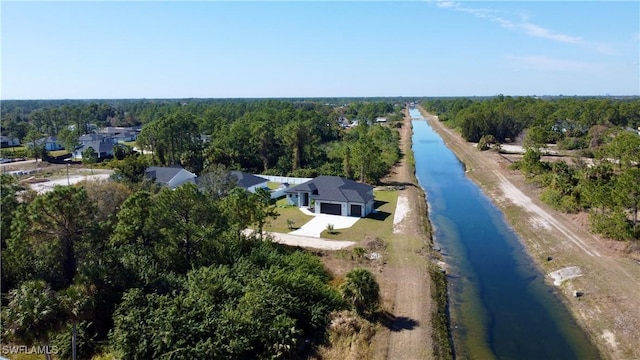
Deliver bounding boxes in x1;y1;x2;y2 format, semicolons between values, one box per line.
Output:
339;268;380;319
477;134;498;151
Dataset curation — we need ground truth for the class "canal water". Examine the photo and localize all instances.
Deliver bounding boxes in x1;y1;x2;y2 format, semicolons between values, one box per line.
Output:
410;108;599;359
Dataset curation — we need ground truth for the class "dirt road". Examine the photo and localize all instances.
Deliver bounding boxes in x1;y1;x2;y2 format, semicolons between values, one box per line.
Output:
420;106;640;360
370;110;434;359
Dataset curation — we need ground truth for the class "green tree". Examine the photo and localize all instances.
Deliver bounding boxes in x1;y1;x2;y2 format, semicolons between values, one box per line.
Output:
57;127;79;153
24;128;47;164
82;146;98;175
280;121;309;171
252;187;279;239
154;183;217;271
58;284;96;360
137;112;202;166
112;144;133;160
18;186;96;288
1;280;61;360
340;268;380;319
601;131;640;169
614;167;640;229
113;154;148;184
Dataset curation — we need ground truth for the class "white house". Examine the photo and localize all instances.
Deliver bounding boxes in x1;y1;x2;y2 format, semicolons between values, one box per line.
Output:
27;136;64;151
73;140;114;159
0;136;20;148
285;175;374;217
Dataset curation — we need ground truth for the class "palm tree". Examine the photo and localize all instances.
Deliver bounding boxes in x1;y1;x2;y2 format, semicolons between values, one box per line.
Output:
339;268;380;318
59;284;96;360
2;280;61;360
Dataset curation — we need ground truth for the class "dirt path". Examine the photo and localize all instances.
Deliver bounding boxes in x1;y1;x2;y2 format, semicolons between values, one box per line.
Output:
370;110;434;359
419;106;640;360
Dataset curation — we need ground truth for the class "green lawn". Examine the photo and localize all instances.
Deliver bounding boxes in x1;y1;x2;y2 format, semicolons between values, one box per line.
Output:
122;141;137;147
263;197;314;233
321;190;398;240
49;149;70;157
267;181;280;190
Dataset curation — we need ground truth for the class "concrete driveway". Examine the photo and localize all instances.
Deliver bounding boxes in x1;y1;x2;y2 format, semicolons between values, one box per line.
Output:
289;213;360;238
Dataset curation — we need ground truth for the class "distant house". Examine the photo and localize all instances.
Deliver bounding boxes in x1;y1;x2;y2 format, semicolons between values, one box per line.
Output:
145;166;197;189
337;116;351;128
230;171;269;193
78;133;110;146
73;140;114;159
0;136;20;148
285;175;374;217
100;126;140;136
27;136;64;151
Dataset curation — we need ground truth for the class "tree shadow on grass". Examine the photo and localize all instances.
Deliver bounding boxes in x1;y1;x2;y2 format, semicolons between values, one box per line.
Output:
378;310;420;332
367;211;391;221
374;200;389;209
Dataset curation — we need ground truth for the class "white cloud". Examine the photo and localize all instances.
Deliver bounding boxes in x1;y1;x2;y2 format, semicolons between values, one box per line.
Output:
436;1;456;9
505;55;600;72
438;1;615;54
518;23;582;44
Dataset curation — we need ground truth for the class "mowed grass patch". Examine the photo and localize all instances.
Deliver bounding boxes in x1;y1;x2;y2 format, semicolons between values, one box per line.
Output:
264;197;313;233
321;190;398;240
49;149;70;157
267;181;280;190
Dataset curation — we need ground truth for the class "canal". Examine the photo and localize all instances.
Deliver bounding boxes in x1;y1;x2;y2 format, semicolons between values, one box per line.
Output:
410;108;599;359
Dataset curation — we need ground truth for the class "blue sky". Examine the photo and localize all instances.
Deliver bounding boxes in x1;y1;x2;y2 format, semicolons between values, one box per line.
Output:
1;1;638;99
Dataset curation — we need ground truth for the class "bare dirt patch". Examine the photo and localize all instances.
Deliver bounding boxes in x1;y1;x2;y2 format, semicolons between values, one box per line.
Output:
422;106;640;360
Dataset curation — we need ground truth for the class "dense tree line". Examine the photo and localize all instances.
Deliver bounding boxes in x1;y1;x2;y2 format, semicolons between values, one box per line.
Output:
1;176;369;358
423;96;640;144
3;99;403;184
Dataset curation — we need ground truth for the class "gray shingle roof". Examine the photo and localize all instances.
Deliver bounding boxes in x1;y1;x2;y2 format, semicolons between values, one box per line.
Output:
230;171;268;189
145;166;187;184
77;140;114;155
285;176;373;203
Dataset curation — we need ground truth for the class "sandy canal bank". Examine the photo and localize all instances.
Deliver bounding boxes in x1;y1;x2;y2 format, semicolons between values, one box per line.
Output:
419;106;640;360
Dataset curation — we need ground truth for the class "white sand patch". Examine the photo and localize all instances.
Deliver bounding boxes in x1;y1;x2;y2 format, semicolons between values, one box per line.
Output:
29;174;112;194
494;170;600;257
549;266;583;286
393;194;410;234
530;216;552;231
601;330;618;351
244;229;355;250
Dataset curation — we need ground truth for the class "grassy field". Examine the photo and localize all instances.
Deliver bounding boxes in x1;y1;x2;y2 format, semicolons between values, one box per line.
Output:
320;189;398;240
